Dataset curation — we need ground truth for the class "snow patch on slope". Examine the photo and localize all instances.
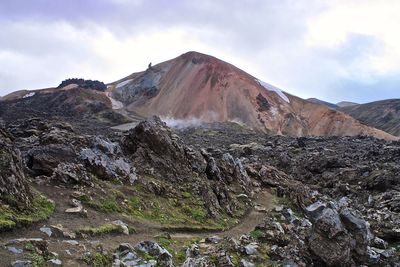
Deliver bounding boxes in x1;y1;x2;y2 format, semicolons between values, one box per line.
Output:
23;92;36;98
116;79;133;89
256;79;290;103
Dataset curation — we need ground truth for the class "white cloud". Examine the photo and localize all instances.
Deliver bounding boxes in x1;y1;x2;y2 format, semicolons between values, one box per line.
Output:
0;1;399;103
305;0;400;75
0;20;256;95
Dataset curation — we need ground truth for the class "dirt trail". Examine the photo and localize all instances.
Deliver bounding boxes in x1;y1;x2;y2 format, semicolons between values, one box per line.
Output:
169;190;273;239
0;188;273;265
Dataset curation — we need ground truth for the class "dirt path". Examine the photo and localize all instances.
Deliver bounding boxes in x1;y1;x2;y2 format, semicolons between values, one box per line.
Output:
0;188;273;265
169;190;273;239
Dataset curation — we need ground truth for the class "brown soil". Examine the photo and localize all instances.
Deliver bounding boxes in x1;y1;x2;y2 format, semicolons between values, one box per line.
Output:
0;184;273;266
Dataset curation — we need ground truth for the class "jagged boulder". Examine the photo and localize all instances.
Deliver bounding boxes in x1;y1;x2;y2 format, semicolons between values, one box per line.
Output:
27;144;76;177
202;149;250;185
308;207;353;266
306;203;379;266
122;116;206;181
0;129;32;210
80;137;137;183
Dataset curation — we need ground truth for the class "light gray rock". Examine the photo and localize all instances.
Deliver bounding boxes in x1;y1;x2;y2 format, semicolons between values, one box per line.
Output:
11;261;32;267
112;220;130;235
39;227;52;237
7;246;23;254
48;259;62;266
63;240;79;246
135;241;170;257
244;243;258;255
240;259;255;267
305;201;326;220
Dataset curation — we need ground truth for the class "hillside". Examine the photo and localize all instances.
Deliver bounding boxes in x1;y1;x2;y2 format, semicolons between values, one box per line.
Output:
340;99;400;136
108;51;396;140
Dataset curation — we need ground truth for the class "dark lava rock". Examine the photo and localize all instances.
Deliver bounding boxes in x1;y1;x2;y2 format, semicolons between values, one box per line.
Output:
308;207;353;266
122;116;206;181
0;128;32;210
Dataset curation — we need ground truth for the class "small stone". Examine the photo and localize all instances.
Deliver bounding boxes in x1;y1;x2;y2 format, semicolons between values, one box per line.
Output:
40;227;53;237
116;243;135;253
48;259;62;266
112;220;130;235
240;259;255;267
63;240;79;246
254;205;267;212
65;199;87;216
205;235;222;244
244;243;258;255
373;237;388;249
7;246;23;254
237;193;249;199
282;259;299;267
155;232;171;240
50;224;76;239
135;241;170;257
11;261;32;267
274;206;284;212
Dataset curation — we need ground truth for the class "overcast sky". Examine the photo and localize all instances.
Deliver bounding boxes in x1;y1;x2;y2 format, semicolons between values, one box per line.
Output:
1;0;399;103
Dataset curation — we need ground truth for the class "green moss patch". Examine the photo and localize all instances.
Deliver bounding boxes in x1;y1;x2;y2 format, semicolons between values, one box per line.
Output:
77;180;244;232
249;229;264;240
82;252;112;267
0;195;55;231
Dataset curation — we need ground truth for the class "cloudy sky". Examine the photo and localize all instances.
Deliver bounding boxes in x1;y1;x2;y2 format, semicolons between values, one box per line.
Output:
1;0;399;103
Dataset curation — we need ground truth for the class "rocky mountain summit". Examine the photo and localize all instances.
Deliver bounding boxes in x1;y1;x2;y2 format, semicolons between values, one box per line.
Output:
0;114;399;266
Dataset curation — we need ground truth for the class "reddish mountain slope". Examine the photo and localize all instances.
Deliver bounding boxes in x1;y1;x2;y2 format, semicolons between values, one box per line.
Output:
109;51;396;140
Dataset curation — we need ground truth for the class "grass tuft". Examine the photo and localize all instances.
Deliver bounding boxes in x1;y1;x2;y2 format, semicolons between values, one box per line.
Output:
0;195;55;231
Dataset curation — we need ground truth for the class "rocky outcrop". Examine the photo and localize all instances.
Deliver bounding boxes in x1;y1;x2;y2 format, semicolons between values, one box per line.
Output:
122;116;245;218
122;116;206;181
80;137;137;183
308;207;353;266
0;129;32;210
113;241;173;267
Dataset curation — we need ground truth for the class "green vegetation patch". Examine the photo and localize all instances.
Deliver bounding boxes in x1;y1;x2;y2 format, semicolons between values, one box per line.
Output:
77;179;245;231
249;228;264;240
125;194;236;230
0;195;55;231
155;236;201;265
82;252;112;267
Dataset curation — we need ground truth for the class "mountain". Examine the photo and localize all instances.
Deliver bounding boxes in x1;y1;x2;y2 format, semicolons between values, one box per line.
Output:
0;51;396;140
108;51;396;140
340;99;400;136
336;101;359;108
1;51;400;267
0;83;130;133
307;98;338;109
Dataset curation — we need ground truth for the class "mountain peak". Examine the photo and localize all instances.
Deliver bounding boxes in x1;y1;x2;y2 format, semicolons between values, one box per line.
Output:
107;53;397;140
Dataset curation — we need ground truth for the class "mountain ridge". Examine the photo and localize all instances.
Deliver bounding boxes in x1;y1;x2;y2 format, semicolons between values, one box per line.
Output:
108;51;397;140
340;99;400;136
0;51;397;140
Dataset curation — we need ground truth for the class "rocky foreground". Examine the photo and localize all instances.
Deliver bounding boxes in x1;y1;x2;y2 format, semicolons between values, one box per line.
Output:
0;117;399;266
